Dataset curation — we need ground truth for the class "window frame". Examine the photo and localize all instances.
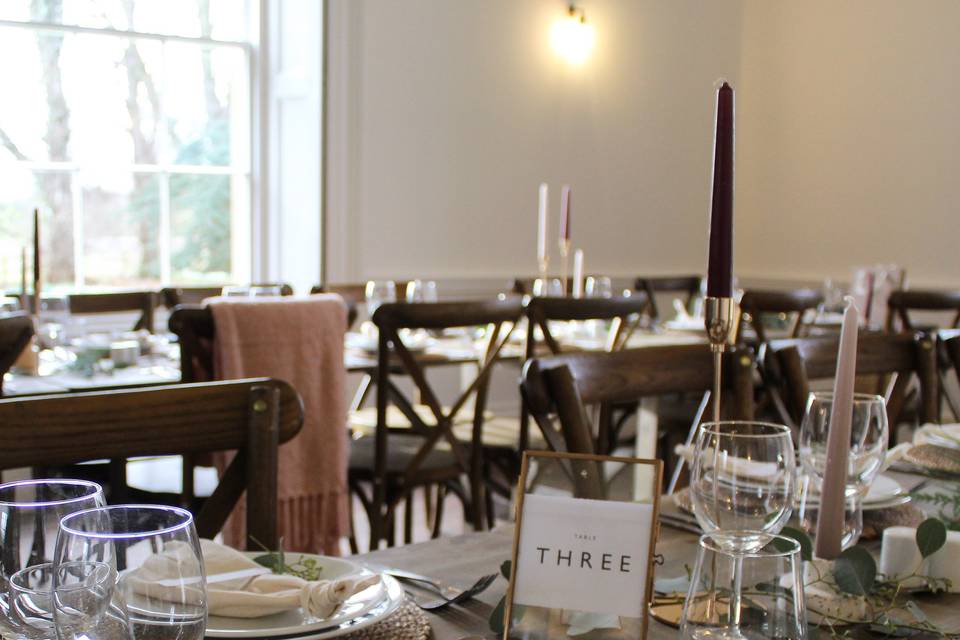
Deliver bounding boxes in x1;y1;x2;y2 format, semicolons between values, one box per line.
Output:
0;14;254;289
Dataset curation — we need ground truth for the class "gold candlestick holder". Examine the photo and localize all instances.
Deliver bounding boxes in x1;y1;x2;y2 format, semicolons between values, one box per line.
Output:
704;296;736;422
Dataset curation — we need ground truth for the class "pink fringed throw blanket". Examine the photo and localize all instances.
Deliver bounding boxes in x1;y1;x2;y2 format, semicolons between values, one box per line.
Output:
208;294;349;554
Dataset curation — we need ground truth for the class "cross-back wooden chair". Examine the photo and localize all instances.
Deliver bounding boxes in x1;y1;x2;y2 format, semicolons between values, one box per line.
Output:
763;332;938;435
737;288;824;344
519;295;651;452
0;312;34;397
886;289;960;332
945;331;960;380
634;275;702;320
0;378;303;550
67;291;157;333
159;286;227;308
521;344;755;493
356;299;522;548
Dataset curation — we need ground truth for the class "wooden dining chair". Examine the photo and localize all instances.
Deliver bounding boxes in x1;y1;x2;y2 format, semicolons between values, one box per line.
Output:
0;312;34;397
311;282;412;329
944;331;960;380
356;299;522;548
518;295;652;453
0;378;304;550
162;284;295;309
886;289;960;332
634;275;702;320
763;332;938;433
737;288;824;344
521;344;755;456
67;291;157;333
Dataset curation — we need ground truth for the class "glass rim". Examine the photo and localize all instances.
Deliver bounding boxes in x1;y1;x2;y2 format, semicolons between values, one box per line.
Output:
59;504;194;540
699;421;792;439
699;532;801;559
0;479;102;508
807;391;885;405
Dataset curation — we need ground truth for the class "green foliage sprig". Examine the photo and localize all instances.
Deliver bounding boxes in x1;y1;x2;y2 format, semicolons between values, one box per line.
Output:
912;486;960;531
781;520;953;637
249;536;324;582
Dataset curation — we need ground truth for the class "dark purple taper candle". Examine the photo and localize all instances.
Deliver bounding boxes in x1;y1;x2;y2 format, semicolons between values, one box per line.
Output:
706;82;734;299
560;185;571;242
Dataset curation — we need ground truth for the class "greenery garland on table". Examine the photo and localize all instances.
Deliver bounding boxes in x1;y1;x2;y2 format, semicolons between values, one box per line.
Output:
912;484;960;531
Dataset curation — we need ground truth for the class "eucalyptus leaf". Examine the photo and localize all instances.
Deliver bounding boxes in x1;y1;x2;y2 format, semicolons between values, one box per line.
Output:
916;518;948;558
776;526;813;562
832;546;876;596
500;560;512;579
489;596;506;634
253;553;281;571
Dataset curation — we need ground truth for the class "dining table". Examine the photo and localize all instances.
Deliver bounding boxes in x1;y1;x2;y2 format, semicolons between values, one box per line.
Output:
357;468;960;639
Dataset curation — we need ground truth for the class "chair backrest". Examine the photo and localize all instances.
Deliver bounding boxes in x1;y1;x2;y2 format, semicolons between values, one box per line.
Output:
763;332;938;428
737;288;824;343
369;299;522;514
0;312;34;396
521;344;755;454
168;305;216;382
887;289;960;332
0;378;303;549
634;275;702;320
311;282;412;328
67;291;157;333
524;295;651;356
159;286;226;309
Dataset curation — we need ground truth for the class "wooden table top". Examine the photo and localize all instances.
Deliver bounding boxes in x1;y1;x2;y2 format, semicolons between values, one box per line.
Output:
358;484;960;639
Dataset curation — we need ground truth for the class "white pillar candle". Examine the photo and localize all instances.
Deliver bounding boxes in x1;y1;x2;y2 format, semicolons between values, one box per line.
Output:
927;529;960;592
537;183;549;266
879;526;927;588
572;249;584;298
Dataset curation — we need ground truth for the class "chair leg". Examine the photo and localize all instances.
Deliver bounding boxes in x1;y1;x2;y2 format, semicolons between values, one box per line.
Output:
431;484;447;538
403;491;414;545
485;482;495;529
423;485;435;529
347;489;360;555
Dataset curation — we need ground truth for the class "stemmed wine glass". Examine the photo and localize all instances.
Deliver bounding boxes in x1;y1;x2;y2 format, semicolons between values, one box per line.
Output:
688;422;796;639
0;479;106;640
798;392;888;549
53;505;206;640
365;280;396;317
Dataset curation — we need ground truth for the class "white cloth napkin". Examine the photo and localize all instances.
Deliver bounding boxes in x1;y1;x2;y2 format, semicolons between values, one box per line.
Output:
673;444;782;481
129;539;380;619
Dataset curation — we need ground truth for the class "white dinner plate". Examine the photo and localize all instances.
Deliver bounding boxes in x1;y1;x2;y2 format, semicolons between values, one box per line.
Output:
204;554;398;639
803;474;909;511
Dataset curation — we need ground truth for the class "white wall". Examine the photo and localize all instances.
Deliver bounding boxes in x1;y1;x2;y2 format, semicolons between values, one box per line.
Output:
325;0;743;284
737;0;960;288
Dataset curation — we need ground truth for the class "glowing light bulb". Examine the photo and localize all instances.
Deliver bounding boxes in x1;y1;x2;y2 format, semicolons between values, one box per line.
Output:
551;8;595;66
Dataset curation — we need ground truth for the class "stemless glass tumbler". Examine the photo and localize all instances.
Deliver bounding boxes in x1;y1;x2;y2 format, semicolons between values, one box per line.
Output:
53;505;206;640
0;479;105;640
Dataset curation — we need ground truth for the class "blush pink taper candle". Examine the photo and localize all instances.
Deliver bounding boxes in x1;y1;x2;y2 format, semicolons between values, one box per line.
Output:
815;296;859;560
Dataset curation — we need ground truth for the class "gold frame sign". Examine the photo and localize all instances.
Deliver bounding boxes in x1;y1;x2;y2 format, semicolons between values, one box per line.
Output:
504;451;663;640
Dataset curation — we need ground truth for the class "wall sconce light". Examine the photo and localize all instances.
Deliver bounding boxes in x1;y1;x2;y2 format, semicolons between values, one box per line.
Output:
551;5;594;65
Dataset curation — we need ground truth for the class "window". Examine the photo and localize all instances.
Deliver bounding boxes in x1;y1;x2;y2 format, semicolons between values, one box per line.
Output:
0;0;252;291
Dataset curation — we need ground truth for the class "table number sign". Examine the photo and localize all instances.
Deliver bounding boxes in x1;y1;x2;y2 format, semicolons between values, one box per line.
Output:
504;451;663;639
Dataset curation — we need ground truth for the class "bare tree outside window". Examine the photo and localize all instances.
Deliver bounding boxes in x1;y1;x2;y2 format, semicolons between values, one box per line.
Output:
0;0;249;292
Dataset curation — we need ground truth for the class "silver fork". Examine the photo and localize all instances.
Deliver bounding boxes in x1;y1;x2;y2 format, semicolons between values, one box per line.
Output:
403;573;498;611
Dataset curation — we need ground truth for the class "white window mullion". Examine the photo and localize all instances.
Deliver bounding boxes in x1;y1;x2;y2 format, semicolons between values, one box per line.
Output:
71;169;84;287
159;171;172;284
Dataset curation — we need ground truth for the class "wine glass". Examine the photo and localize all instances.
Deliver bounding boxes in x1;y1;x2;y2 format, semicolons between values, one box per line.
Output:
0;479;105;640
53;505;206;640
585;276;612;298
405;280;438;303
689;422;796;638
798;392;888;549
365;280;396;317
680;533;807;640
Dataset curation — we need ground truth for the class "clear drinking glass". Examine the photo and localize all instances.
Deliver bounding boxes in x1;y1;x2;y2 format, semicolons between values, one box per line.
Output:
797;392;888;549
680;533;807;640
405;280;438;303
585;276;612;298
365;280;396;317
53;505;206;640
0;479;106;640
690;422;796;551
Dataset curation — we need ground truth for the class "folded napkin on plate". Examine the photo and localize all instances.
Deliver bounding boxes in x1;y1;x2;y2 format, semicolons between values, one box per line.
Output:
129;540;380;619
885;423;960;471
674;444;782;481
